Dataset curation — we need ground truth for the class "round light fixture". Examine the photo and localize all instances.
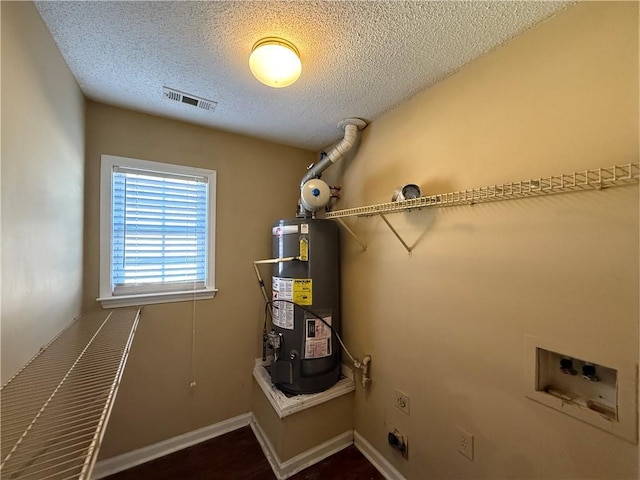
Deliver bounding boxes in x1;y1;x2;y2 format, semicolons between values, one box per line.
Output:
249;37;302;88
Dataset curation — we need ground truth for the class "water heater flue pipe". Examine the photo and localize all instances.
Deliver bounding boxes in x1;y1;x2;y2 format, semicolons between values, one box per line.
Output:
300;118;367;187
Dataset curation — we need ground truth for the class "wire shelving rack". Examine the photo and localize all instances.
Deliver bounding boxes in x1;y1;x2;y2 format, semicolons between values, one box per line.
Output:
325;163;639;253
1;308;140;480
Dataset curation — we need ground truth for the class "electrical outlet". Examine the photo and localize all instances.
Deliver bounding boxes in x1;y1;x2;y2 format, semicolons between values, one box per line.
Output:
394;390;410;415
457;427;474;461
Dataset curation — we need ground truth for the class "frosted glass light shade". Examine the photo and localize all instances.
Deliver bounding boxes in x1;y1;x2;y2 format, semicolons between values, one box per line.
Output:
249;38;302;88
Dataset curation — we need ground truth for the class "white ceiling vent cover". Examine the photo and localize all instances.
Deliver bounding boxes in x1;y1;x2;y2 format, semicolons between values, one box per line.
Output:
163;87;217;112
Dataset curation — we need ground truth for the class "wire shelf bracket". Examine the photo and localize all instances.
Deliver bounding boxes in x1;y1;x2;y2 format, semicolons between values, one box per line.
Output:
1;308;140;480
335;218;367;252
326;163;639;253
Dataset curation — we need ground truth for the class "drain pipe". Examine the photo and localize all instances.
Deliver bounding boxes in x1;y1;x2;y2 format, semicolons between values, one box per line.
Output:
299;118;366;216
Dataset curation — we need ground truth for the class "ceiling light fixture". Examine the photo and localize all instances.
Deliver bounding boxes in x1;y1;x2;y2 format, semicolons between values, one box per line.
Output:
249;37;302;88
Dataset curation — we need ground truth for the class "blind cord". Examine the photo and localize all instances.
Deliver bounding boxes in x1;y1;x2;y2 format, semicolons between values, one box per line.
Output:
189;291;197;389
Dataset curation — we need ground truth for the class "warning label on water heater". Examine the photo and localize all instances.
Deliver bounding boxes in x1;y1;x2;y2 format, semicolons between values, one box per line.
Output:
293;279;312;305
272;277;294;329
305;315;332;359
271;277;313;329
272;225;298;238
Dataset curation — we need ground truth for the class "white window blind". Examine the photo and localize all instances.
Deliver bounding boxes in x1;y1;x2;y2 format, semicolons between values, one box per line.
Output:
99;155;216;308
112;166;208;295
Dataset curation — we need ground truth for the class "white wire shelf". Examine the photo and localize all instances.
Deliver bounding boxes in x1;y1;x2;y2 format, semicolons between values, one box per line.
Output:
326;163;638;253
1;308;140;480
326;163;639;219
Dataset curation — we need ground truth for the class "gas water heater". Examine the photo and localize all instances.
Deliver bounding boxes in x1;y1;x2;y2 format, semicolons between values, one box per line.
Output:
263;118;366;395
269;218;341;394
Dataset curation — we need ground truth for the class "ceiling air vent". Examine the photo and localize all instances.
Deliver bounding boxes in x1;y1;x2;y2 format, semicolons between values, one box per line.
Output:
163;87;217;112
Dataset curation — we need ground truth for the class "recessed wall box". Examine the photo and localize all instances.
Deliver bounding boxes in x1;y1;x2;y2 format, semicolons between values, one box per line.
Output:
537;350;616;419
525;336;637;443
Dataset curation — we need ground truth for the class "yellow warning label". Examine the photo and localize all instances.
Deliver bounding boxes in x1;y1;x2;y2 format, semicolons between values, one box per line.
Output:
299;237;309;262
293;279;312;305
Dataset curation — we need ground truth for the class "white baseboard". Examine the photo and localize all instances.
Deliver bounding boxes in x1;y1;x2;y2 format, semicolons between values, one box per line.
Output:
248;416;282;477
91;413;398;480
354;430;407;480
91;413;252;479
250;416;353;480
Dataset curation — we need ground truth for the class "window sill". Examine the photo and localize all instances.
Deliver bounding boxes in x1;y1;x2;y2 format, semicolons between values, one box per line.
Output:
97;289;217;309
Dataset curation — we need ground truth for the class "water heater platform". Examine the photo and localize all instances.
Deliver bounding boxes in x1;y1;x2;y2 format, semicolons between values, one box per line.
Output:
253;358;355;419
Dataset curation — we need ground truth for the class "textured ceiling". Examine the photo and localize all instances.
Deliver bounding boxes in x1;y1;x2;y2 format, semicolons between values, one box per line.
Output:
35;1;570;151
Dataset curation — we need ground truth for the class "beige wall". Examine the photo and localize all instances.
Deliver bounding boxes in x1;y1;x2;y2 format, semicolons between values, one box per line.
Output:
1;1;85;382
3;1;638;477
84;102;315;458
252;382;354;462
330;2;639;479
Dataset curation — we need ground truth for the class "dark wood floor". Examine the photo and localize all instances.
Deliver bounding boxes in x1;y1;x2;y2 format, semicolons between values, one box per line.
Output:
103;426;384;480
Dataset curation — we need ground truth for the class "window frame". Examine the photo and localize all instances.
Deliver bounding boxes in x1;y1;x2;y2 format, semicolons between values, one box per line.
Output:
98;155;217;308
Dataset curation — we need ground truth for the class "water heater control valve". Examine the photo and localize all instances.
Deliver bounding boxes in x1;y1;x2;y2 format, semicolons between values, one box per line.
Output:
267;330;282;361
